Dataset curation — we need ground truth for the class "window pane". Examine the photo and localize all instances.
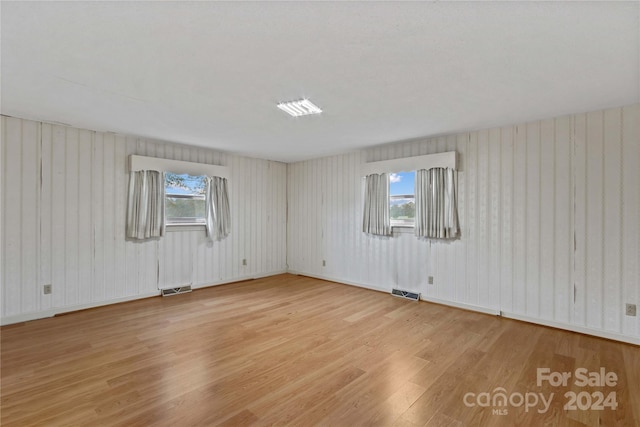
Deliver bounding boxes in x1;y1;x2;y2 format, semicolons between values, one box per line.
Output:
166;196;206;222
390;171;415;225
165;173;207;224
165;172;206;195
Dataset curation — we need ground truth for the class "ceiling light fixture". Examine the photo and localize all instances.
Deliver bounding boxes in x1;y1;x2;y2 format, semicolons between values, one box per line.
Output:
277;99;322;117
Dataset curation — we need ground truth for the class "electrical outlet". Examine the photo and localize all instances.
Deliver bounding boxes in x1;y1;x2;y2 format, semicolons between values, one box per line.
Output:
43;284;52;294
322;260;326;267
242;259;247;266
428;276;434;285
625;304;636;317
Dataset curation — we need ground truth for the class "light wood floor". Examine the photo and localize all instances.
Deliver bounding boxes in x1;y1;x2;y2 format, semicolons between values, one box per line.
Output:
1;274;639;426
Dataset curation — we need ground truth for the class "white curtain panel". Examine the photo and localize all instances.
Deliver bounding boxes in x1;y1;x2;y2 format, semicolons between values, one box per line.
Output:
126;170;165;239
205;176;231;241
362;173;391;236
414;167;460;239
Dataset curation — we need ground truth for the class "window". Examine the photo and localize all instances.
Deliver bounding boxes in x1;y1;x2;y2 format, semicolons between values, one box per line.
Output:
165;172;206;225
389;171;415;227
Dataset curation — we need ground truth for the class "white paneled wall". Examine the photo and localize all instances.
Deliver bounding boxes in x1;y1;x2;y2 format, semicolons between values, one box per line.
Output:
1;116;287;323
1;105;638;344
287;105;640;343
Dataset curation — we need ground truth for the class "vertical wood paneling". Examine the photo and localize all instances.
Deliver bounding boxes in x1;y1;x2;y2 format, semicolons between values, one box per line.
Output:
513;124;527;315
1;105;638;342
621;105;640;337
525;122;541;317
476;130;489;308
573;113;587;326
21;120;39;314
78;130;92;303
466;132;478;305
65;128;79;306
40;124;53;311
102;133;116;300
554;116;572;324
539;119;555;321
500;126;514;313
0;117;3;320
92;132;105;302
2;116;287;322
452;134;468;301
232;156;241;278
603;108;622;333
4;117;23;316
51;125;67;308
488;128;501;311
286;104;640;341
113;136;127;296
455;133;468;303
585;111;604;330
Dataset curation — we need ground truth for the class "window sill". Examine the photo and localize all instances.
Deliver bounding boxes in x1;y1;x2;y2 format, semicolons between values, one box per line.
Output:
392;225;414;234
166;223;206;232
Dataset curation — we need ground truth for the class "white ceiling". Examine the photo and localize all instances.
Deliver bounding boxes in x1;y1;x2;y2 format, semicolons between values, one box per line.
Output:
2;2;638;163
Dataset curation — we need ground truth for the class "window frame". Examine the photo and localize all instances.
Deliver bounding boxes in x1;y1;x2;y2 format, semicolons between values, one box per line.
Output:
164;172;207;228
129;155;229;232
360;152;457;231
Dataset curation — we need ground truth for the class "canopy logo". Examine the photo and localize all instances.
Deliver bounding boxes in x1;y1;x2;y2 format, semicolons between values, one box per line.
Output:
463;388;552;415
463;367;618;416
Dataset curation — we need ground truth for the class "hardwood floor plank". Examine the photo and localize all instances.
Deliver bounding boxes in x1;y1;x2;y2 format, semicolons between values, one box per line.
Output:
1;274;638;426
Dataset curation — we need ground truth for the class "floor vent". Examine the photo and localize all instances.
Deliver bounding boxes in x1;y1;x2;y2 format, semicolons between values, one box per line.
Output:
391;288;420;301
161;286;192;297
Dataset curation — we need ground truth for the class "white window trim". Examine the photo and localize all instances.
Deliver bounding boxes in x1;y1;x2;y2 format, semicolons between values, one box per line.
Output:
129;155;230;230
166;223;206;232
361;151;457;176
129;154;230;178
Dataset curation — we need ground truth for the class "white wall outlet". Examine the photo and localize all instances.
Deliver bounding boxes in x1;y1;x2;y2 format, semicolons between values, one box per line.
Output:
322;260;326;267
43;284;52;294
428;276;434;285
242;259;247;266
625;304;636;317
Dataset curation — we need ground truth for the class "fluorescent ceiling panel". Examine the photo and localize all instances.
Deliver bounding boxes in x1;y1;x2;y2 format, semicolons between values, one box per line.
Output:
277;99;322;117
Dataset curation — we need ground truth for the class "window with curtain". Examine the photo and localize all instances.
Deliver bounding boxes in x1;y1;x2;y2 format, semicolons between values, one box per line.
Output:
414;167;460;239
362;173;391;236
127;155;231;239
126;170;166;240
162;172;231;241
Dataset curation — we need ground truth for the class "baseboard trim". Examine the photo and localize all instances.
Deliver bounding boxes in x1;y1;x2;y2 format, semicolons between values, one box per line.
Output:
0;291;161;326
191;270;288;290
421;296;501;316
289;270;500;316
500;311;640;346
287;270;389;294
4;270;638;346
1;270;288;326
288;270;638;346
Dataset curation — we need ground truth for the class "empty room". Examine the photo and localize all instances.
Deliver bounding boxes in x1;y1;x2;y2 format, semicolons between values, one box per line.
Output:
1;1;639;426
